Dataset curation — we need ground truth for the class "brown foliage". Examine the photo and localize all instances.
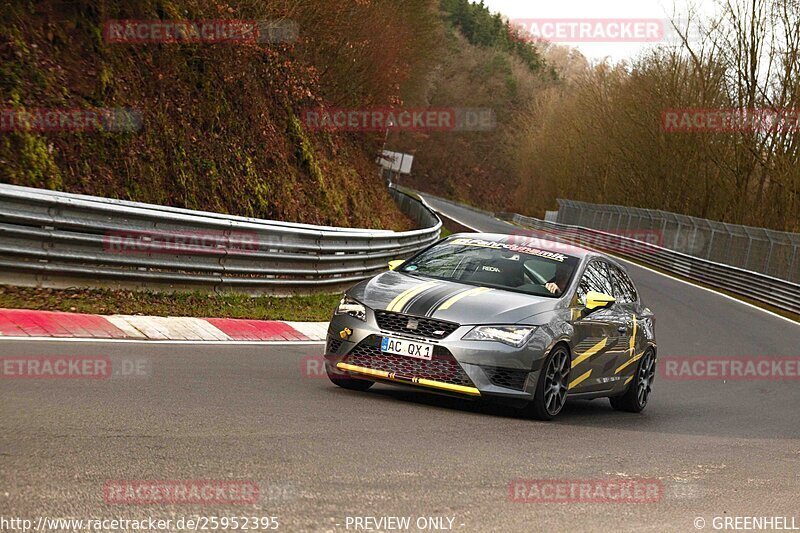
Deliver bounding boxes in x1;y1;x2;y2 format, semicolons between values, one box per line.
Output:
0;0;442;230
512;0;799;231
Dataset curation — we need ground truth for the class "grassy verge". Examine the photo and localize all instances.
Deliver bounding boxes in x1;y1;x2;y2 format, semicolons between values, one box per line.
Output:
0;286;341;322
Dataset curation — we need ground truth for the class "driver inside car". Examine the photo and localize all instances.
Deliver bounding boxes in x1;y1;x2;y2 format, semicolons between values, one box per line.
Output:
545;263;573;295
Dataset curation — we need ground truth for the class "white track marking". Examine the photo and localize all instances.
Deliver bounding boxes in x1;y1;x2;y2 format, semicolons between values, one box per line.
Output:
151;316;193;340
157;316;230;341
285;321;329;340
108;315;171;339
0;336;325;345
105;316;148;339
189;318;232;341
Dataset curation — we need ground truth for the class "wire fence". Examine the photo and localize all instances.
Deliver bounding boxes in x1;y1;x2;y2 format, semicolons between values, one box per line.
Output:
557;199;799;283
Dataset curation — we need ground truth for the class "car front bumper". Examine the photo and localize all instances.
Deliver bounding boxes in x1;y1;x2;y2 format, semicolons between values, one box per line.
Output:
324;310;551;407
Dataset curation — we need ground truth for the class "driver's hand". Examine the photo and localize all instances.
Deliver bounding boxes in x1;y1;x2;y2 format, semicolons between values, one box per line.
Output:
546;282;559;294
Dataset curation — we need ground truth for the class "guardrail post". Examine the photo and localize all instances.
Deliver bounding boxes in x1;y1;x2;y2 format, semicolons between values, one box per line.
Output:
764;238;774;276
689;224;699;255
706;230;715;260
672;224;682;251
743;239;753;270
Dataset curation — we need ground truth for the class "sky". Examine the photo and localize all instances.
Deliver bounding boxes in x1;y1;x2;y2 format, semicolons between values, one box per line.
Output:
481;0;720;62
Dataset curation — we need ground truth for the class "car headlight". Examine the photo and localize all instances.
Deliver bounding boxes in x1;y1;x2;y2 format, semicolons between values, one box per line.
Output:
462;325;536;347
335;295;367;321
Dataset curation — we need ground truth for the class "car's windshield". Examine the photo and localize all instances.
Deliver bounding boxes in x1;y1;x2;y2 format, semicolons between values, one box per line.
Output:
400;237;580;297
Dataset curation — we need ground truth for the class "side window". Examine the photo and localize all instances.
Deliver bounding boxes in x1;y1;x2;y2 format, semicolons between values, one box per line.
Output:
613;265;639;303
576;261;615;304
606;264;626;303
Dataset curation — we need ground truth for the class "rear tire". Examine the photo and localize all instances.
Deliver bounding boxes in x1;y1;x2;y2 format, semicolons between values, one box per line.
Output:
610;348;655;413
526;344;571;421
326;362;374;391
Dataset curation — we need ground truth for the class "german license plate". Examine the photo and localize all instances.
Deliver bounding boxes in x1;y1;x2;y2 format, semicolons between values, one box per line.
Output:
380;336;433;360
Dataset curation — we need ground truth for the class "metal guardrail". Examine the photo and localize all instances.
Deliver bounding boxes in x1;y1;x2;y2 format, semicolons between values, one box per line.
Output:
0;184;441;294
557;199;799;284
504;213;800;316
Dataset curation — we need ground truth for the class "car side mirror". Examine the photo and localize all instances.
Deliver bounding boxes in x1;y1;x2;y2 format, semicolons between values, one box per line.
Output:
388;260;404;271
584;291;616;312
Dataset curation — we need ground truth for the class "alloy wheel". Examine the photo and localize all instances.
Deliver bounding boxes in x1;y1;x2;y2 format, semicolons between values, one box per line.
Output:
637;351;656;407
543;348;570;415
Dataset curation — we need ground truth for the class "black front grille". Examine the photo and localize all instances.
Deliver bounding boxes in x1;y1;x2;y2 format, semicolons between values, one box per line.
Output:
374;310;459;339
343;335;473;387
484;366;530;391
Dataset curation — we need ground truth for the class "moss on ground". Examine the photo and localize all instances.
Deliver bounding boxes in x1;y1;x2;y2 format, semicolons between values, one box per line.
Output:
0;286;342;322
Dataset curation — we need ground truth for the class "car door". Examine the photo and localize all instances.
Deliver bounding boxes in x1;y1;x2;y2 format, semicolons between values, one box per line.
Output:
568;260;626;393
607;263;647;379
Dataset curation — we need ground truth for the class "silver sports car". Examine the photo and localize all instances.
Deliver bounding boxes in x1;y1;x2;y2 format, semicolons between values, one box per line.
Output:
324;233;657;420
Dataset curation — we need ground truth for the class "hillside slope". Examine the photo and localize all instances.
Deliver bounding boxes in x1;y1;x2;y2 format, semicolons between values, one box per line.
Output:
0;1;443;230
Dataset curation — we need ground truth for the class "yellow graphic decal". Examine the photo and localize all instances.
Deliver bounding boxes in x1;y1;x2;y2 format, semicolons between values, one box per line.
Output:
629;314;637;356
616;351;644;374
336;363;391;379
387;281;438;312
571;338;608;368
624;375;634;386
415;377;481;396
437;287;493;311
569;369;592;389
337;363;480;396
610;314;640;374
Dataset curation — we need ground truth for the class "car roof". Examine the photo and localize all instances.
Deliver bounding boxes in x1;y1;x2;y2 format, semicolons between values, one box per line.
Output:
447;232;595;259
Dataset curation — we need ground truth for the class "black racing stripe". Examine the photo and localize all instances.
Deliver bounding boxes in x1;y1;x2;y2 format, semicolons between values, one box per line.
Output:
423;287;476;317
402;284;466;316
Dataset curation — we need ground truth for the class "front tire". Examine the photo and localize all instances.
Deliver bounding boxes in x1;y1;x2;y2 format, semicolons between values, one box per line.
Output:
610;348;655;413
527;344;571;421
326;362;374;391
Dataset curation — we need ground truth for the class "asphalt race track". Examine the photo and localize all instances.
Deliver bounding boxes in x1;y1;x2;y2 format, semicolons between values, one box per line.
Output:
2;199;799;532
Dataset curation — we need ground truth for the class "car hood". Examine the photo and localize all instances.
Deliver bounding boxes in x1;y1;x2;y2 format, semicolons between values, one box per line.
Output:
348;271;558;325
